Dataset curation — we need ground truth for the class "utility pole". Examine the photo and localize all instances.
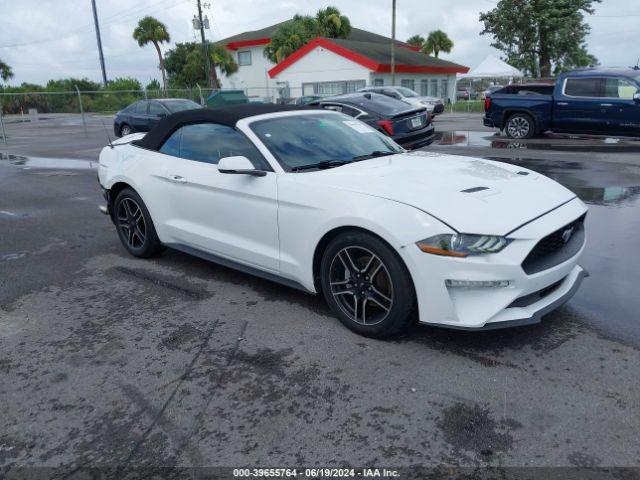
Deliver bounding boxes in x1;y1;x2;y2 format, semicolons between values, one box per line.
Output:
196;0;213;88
390;0;396;86
91;0;108;87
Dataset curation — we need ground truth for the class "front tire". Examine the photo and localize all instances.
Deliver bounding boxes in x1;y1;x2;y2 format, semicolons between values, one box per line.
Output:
320;231;416;338
505;113;536;139
113;188;162;258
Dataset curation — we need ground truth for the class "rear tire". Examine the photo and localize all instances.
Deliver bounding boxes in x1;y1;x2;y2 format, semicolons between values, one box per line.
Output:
505;113;536;139
113;188;162;258
320;231;416;338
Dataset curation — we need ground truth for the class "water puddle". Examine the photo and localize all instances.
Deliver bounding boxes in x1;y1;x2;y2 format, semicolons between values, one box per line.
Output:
434;131;640;152
485;156;640;206
0;153;97;170
488;156;640;346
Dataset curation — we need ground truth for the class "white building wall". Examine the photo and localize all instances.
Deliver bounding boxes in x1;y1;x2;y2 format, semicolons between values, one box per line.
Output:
368;72;459;103
271;46;371;98
217;43;462;104
217;45;278;102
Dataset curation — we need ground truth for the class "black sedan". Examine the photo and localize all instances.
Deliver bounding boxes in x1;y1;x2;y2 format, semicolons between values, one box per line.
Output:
113;98;202;137
308;92;434;149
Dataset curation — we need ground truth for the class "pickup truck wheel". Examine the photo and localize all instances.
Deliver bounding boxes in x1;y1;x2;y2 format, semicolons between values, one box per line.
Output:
505;113;536;139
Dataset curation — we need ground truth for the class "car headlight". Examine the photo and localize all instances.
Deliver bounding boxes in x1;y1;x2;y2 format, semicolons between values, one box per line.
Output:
416;234;512;257
421;100;434;107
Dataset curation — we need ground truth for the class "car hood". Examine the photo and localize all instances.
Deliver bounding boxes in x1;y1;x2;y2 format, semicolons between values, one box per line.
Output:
293;151;576;236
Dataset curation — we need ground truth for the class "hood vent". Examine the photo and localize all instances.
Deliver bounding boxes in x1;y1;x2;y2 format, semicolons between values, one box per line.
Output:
461;186;489;193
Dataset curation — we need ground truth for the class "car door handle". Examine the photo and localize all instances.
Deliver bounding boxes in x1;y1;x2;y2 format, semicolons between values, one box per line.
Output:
167;174;187;183
600;103;613;107
557;102;569;106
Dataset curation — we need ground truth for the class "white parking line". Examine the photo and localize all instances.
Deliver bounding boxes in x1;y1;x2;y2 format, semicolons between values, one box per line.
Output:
0;210;18;217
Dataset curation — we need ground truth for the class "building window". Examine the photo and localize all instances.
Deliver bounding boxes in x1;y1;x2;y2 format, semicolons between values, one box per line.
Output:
400;79;415;91
420;79;429;96
238;50;252;66
430;79;439;98
303;80;366;95
441;79;448;101
373;78;384;86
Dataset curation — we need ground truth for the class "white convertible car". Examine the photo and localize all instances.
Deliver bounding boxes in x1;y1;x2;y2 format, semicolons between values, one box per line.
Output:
98;104;588;337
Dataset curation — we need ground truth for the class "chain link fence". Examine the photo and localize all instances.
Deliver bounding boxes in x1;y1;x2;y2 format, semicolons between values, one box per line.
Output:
0;86;290;145
0;82;498;146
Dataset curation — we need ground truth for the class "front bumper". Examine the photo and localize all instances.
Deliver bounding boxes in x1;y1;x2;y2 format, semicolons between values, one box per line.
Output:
402;198;588;330
423;266;588;331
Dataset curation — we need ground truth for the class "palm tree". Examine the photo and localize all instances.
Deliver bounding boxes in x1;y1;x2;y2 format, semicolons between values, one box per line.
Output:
210;45;237;75
423;30;454;58
264;16;316;63
406;35;425;50
264;8;351;64
133;16;170;96
0;58;13;81
315;6;351;38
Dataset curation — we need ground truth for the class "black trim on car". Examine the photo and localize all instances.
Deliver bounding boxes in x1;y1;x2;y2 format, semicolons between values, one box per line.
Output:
165;243;315;294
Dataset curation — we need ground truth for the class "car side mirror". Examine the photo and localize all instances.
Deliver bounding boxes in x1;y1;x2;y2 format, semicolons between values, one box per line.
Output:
218;156;266;177
634;93;640;103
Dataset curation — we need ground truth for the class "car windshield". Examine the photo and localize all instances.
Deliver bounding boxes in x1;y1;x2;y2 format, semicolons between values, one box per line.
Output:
250;113;404;171
163;100;202;113
395;87;419;97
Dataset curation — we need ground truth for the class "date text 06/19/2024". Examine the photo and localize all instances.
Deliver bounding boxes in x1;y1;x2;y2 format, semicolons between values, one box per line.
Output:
233;468;400;478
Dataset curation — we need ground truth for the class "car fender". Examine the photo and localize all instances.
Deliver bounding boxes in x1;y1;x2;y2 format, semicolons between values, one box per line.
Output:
276;183;453;293
98;145;161;228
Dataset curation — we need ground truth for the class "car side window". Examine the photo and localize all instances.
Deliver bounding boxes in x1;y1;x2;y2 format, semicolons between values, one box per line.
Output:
159;123;268;169
159;128;181;157
322;104;343;113
602;78;639;100
134;101;149;114
324;104;360;117
148;102;166;116
564;78;600;97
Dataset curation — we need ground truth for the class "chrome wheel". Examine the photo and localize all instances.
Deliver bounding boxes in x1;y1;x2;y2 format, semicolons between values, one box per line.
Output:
507;116;531;138
121;125;132;136
328;246;394;326
116;198;146;249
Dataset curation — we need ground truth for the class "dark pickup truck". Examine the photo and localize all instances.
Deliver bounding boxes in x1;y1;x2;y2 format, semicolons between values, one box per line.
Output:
483;68;640;138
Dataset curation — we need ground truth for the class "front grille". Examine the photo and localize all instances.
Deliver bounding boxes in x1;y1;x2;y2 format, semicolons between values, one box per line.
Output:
522;214;586;275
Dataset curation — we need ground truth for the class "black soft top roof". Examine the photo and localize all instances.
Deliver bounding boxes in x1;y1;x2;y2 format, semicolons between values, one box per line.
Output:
134;103;312;151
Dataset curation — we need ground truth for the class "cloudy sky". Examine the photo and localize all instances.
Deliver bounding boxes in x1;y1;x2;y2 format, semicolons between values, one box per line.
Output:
0;0;637;86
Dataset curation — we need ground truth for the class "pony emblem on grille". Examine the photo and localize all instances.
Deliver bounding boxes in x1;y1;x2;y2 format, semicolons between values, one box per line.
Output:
562;227;575;244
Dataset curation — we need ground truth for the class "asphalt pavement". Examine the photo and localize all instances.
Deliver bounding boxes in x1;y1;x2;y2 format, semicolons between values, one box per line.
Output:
1;113;639;477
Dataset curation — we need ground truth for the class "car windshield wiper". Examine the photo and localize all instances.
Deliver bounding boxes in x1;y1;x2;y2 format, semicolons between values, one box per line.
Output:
350;150;397;161
290;160;351;172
